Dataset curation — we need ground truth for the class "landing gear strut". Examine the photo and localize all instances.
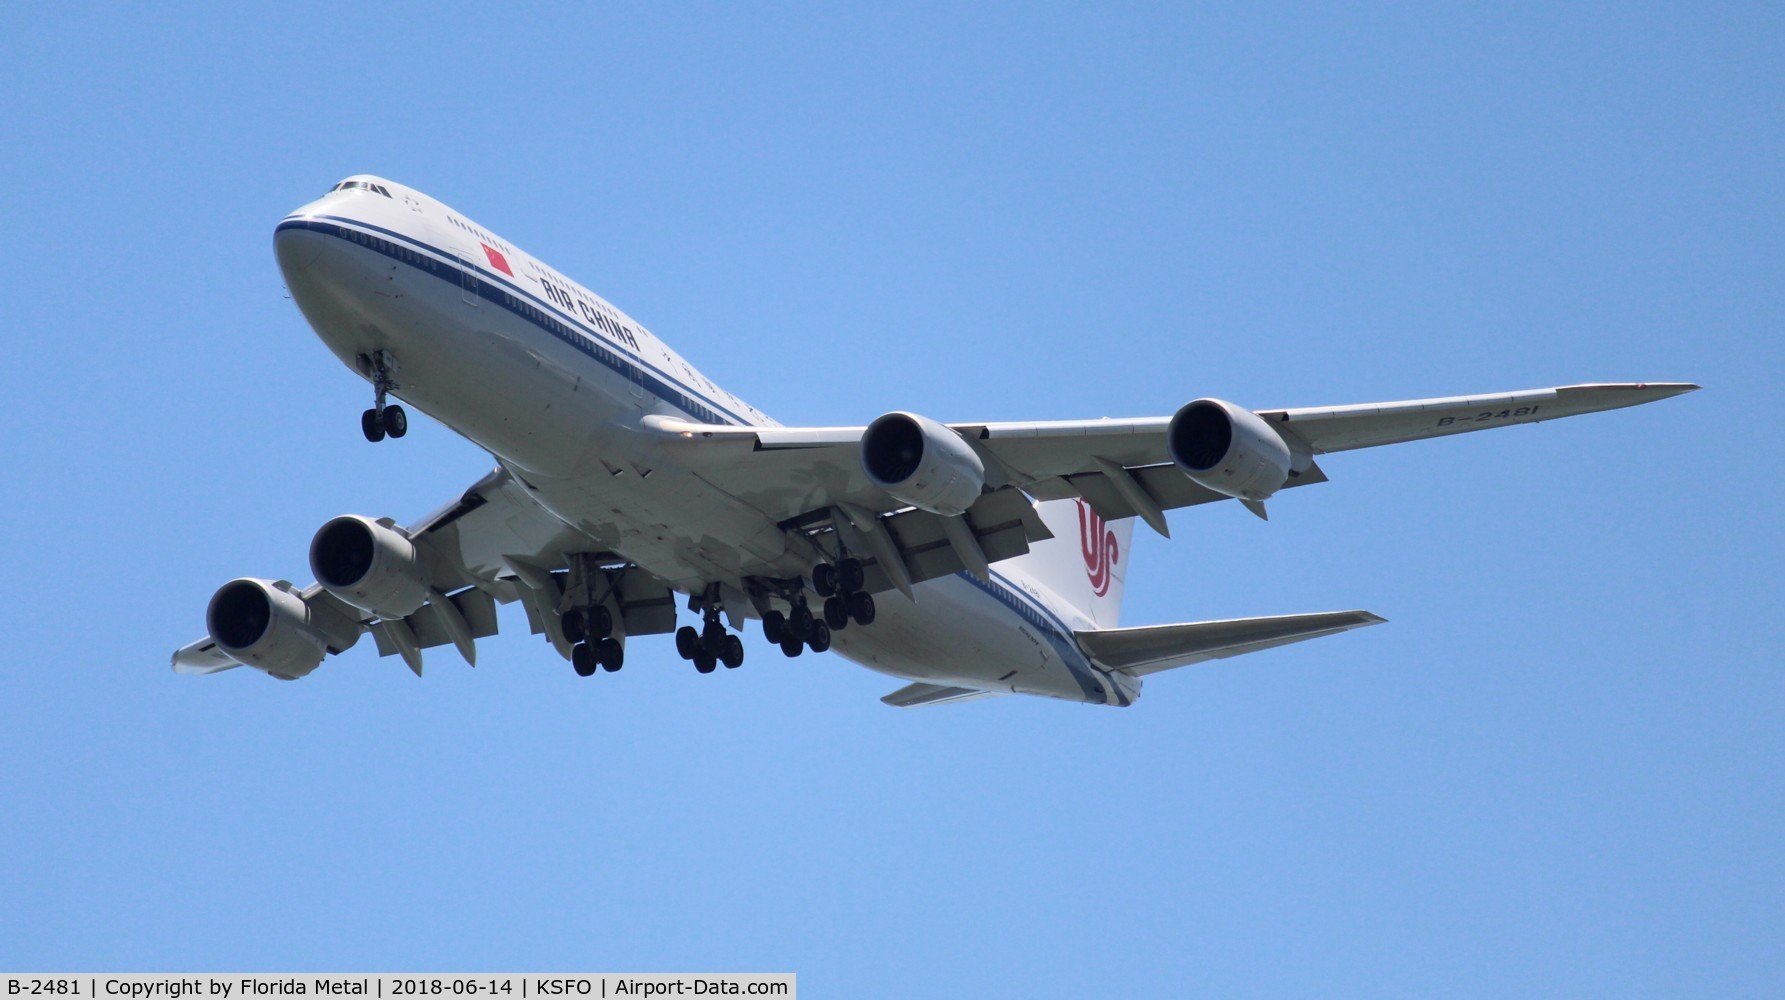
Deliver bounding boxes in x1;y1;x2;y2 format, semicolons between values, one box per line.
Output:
358;350;408;442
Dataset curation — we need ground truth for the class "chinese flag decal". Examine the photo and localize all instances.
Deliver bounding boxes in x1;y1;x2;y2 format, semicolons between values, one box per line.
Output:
481;243;514;276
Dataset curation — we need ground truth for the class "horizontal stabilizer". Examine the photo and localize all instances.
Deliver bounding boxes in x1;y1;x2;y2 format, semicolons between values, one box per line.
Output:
1076;610;1385;677
881;681;1008;708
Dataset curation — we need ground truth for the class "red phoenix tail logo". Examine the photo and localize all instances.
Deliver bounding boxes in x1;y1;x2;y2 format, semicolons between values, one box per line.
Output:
1076;500;1119;597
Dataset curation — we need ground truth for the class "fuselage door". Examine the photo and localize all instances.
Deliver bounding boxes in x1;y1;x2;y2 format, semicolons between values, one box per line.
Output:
627;356;648;407
456;250;480;307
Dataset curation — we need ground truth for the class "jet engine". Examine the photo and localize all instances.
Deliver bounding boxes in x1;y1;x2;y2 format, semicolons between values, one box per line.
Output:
205;578;327;679
861;411;986;517
1168;398;1293;501
308;514;431;618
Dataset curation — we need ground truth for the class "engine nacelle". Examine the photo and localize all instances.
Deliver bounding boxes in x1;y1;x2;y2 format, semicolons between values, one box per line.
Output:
861;411;986;517
1168;398;1294;501
205;578;327;679
308;514;431;618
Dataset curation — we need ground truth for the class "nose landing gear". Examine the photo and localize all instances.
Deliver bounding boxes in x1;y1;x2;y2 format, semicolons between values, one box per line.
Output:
357;351;408;442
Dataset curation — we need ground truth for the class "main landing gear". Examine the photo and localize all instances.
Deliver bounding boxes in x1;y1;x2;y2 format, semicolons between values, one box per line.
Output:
675;586;745;674
561;556;624;678
760;595;831;658
565;602;623;676
358;350;408;442
667;565;880;673
811;558;875;633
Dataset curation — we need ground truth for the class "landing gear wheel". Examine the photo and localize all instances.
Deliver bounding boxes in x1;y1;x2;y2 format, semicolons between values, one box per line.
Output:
812;563;837;598
562;608;586;644
721;634;744;668
572;642;597;677
384;404;408;438
838;558;865;594
849;591;876;626
762;610;787;644
780;636;804;658
790;604;814;640
361;408;385;442
807;621;832;654
675;625;700;659
597;637;624;672
694;652;717;674
824;596;849;631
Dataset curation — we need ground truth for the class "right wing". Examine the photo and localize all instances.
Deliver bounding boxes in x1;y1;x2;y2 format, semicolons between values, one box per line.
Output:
642;382;1694;594
650;382;1696;527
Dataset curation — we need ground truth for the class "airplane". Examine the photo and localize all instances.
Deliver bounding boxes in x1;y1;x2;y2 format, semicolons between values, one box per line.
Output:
172;174;1698;708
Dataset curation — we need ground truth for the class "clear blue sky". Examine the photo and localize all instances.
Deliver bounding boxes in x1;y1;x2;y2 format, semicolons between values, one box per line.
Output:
2;3;1779;994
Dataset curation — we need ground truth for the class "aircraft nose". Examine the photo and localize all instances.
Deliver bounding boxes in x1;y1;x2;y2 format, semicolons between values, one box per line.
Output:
274;214;327;274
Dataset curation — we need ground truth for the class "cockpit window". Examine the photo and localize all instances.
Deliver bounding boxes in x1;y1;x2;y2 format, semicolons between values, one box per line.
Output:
327;180;392;197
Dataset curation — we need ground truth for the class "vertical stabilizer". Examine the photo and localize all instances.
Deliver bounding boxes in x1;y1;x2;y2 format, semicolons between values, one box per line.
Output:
1003;499;1135;629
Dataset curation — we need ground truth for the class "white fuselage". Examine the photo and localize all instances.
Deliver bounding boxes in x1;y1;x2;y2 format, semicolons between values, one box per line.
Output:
274;177;1135;706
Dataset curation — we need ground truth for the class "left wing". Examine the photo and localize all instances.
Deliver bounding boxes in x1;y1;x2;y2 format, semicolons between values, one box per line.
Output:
173;465;679;679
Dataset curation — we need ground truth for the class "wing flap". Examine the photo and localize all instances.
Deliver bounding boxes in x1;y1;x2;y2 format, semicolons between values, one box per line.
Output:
823;487;1053;596
371;587;501;658
1052;461;1329;522
1077;610;1386;677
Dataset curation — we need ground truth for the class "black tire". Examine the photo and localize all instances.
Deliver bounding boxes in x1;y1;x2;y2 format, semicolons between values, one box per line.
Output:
790;604;814;640
384;404;408;438
694;652;717;674
807;621;832;654
762;610;787;644
849;591;877;626
824;595;849;631
722;634;744;668
561;608;586;644
590;605;613;640
571;642;597;677
598;637;624;672
780;636;804;658
838;558;865;594
361;408;385;442
812;563;837;598
675;625;699;659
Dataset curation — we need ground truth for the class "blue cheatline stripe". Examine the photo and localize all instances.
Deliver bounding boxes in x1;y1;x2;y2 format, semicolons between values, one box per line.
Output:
958;569;1111;705
277;215;764;429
